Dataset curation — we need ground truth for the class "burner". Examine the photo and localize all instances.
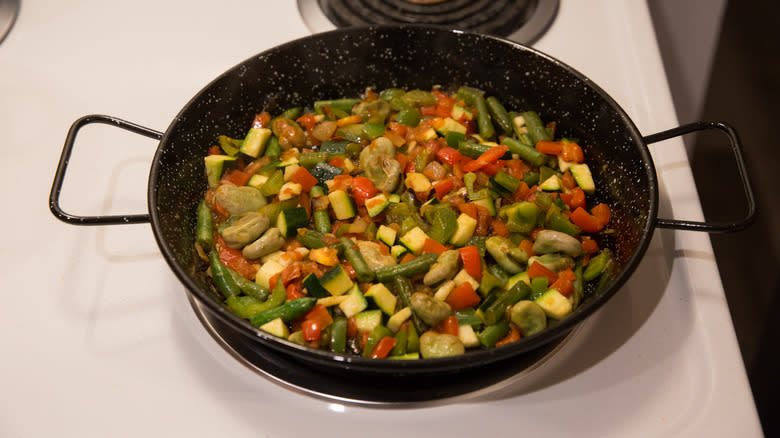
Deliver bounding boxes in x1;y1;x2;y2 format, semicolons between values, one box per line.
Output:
299;0;558;44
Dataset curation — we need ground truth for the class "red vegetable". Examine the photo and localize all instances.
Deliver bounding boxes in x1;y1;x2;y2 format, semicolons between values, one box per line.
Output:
351;176;378;207
458;246;482;281
435;146;463;166
291;167;319;192
446;282;481;311
369;336;397;359
462;145;508;172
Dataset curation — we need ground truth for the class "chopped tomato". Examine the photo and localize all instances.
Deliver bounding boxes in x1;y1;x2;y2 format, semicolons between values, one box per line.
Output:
535;140;563;155
581;237;599;254
422;238;448;255
305;304;334;328
561;142;584;163
527;261;558;285
346;316;358;339
208;145;222;155
495;326;522;347
458;246;482;281
384;129;406;147
221;169;251;187
328;156;345;168
432;178;455;200
399;253;417;264
591;203;611;227
280;264;302;285
342;262;357;279
474;205;492;236
446;282;481;311
351;176;378;206
570;207;605;233
435;146;463;166
336;114;363;127
329;174;353;192
518;239;535;257
395;153;410;172
491;217;510;237
505;160;525;180
252;112;271;129
302;320;322;342
561;171;577;190
559;186;586;210
462;145;508;172
458;202;478;220
299;191;311;218
369;336;397;359
435;315;460;337
550;268;576;297
296;113;318;131
291;167;319;192
419;105;438;117
215;235;257;280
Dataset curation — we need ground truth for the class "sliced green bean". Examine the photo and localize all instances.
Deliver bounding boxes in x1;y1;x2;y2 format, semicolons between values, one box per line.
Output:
522;111;552;145
339;237;375;283
486;96;513;135
501;137;546;166
392;276;427;334
297;229;329;249
208;251;240;298
376;253;438;282
478;320;510;348
229;269;270;301
196;200;214;251
249;297;317;327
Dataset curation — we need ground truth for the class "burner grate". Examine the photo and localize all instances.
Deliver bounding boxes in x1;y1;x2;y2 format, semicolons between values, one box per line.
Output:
319;0;540;38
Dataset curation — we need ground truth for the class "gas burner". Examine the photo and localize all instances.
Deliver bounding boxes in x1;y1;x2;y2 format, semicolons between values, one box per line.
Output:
298;0;558;44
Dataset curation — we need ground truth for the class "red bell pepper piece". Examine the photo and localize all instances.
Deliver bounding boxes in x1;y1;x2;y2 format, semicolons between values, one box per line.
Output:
446;282;481;311
369;336;397;359
462;145;508;172
291;166;319;192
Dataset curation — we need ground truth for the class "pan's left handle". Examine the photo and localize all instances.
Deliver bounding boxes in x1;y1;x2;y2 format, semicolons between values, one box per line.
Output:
644;121;756;233
49;114;163;225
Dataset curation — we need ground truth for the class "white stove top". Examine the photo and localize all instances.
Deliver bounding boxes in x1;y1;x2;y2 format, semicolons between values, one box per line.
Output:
0;0;762;436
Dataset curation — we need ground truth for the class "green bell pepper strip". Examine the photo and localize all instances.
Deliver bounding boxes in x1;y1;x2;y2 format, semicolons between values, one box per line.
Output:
259;170;284;196
390;325;409;357
330;316;347;354
396;108;421;126
545;204;582;236
529;276;549;301
278;107;302;121
584;249;613;281
455;308;483;328
249;297;317;327
196;200;214;251
218;135;241;156
376;253;438;282
478;320;510;348
209;251;241;298
406;320;420;353
428;207;458;244
493;171;521;193
486;96;513;136
339;237;375;283
264;136;281;159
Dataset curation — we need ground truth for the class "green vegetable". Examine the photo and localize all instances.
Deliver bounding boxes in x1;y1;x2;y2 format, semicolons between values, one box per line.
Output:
478;320;510;348
486;96;513;135
339;237;375;283
196;200;214;251
330;316;347;354
209;251;240;298
249;297;317;327
522;111;552;145
376;253;438;282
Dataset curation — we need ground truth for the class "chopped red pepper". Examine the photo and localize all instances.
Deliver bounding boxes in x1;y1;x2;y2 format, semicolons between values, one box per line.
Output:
446;282;481;311
458;245;482;281
291;166;319;192
432;178;455;200
495;326;522;347
422;238;448;255
527;261;558;285
462;145;508;172
369;336;397;359
435;146;463;166
570;207;605;233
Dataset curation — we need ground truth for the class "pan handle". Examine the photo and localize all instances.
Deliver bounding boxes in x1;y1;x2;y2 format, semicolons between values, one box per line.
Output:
643;121;756;233
49;114;163;226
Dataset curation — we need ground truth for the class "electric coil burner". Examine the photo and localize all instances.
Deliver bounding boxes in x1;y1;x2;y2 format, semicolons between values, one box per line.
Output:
298;0;559;44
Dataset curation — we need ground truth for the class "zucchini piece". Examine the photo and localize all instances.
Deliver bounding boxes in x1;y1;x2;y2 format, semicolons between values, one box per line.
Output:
258;317;289;338
320;264;354;296
365;283;398;316
309;162;343;185
204;155;236;188
390;244;408;260
434;117;467;136
535;288;573;319
302;272;330;298
247;174;268;190
405;172;432;193
365;193;390;217
399;226;431;255
458;324;481;348
277;206;309;237
451;104;473;120
569;163;596;194
240;127;272;158
449;213;478;246
338;284;368;318
387;307;413;333
376;225;397;246
255;259;285;289
539;174;563;191
328;189;356;220
470;198;496;216
353;309;383;334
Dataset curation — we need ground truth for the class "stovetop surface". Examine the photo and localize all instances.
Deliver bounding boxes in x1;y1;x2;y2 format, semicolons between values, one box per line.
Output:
0;1;761;437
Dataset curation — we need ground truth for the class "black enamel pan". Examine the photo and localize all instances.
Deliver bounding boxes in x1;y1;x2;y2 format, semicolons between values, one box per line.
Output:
50;26;755;377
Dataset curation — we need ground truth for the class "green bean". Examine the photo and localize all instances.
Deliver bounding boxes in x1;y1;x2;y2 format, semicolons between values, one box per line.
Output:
264;136;281;158
478;320;510;348
455;308;483;328
196;200;214;251
297;229;329;249
501;137;546;166
456;86;494;139
522;111;552;144
249;297;317;327
339;237;375;283
209;251;241;298
330;316;347;354
486;96;513;135
229;269;270;301
392;276;428;334
477;279;531;325
278;107;302;121
313;210;331;234
376;253;438;282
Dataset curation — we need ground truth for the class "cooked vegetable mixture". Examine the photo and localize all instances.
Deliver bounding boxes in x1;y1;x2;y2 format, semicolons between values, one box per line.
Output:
196;86;614;359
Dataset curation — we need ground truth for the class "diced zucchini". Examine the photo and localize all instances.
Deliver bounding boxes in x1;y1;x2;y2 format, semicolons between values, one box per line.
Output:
451;104;473;120
328;189;356;220
258;317;289;338
277;148;300;167
387;307;413;333
449;213;478;246
365;193;390;217
557;155;576;173
240;127;272;158
247;174;268;190
255;259;285;289
364;283;397;316
303;273;330;298
399;226;431;255
391;244;408;260
433;280;456;301
339;285;369;318
535;289;573;319
388;194;401;203
376;225;397;246
458;324;480;348
434;117;467;136
470;198;496;216
277;206;309;237
405;172;432;193
320;264;354;296
353;309;383;334
204;155;236;188
316;295;348;307
506;271;530;290
453;269;480;290
283;164;301;182
569;163;596;194
540;175;562;191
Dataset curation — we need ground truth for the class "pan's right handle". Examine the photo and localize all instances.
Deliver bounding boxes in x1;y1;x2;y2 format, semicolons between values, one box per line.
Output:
49;114;163;226
644;121;756;233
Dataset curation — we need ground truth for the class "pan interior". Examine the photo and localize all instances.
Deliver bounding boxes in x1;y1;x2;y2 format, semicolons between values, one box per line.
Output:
149;26;656;373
